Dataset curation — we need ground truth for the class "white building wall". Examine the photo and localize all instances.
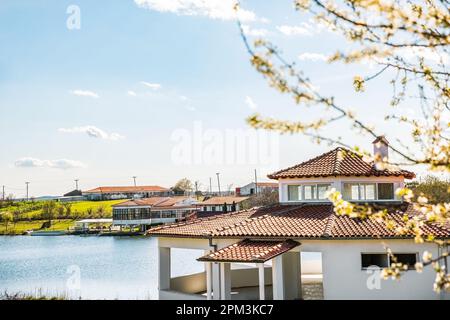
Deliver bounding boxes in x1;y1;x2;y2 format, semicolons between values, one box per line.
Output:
300;239;447;300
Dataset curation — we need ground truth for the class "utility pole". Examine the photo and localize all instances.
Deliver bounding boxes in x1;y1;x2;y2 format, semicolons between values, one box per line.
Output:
254;169;258;196
2;185;4;201
75;179;79;190
216;173;221;196
132;176;137;187
194;181;199;199
25;182;30;201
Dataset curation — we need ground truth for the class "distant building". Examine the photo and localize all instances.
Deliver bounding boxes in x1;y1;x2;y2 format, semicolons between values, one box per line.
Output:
63;189;82;197
83;186;170;200
236;182;278;196
112;196;198;230
196;196;249;215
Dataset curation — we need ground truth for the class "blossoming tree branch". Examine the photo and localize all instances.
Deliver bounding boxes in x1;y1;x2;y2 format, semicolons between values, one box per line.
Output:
235;0;449;291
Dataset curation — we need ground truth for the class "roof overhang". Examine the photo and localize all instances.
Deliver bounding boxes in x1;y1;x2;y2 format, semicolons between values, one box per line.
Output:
197;239;300;263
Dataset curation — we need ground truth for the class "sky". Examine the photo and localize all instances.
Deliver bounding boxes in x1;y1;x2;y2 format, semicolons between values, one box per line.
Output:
0;0;431;197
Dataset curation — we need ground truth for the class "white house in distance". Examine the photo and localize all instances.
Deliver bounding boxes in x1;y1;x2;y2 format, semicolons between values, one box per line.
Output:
236;182;278;196
196;196;249;215
112;196;198;230
147;137;450;300
83;185;170;200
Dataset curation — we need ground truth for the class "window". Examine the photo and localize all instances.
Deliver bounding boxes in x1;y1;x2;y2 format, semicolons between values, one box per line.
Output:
361;254;389;269
343;182;395;201
378;183;394;200
288;185;302;201
360;183;376;200
317;184;331;199
361;253;417;270
343;183;359;200
304;185;316;200
392;253;417;269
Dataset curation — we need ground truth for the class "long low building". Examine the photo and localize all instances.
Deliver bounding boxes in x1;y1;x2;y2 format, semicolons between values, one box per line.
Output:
112;196;198;230
196;196;249;216
83;185;170;200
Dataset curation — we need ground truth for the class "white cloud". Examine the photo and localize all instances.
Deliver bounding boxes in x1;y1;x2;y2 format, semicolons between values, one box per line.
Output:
298;52;329;62
242;25;268;37
245;96;257;110
70;90;99;98
58;126;125;141
276;24;312;36
127;90;137;96
15;157;86;170
140;81;162;90
134;0;257;22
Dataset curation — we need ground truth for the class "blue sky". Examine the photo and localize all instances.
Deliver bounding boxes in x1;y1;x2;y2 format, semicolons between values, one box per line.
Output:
0;0;423;197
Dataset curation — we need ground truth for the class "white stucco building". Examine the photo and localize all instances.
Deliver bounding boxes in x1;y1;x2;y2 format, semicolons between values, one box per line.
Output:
147;138;450;300
236;182;278;196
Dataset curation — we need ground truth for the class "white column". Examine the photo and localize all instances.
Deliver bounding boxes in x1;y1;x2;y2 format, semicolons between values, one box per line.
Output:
258;263;265;300
220;263;231;300
206;262;212;300
212;263;221;300
158;246;171;292
272;255;285;300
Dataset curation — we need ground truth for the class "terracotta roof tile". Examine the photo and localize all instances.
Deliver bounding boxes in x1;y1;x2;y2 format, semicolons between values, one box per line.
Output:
84;186;169;194
197;239;300;263
267;147;415;179
199;196;249;205
147;203;450;239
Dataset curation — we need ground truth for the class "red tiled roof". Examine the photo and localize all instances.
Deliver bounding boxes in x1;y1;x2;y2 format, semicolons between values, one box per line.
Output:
84;186;169;194
147;204;449;239
267;147;415;179
197;239;300;263
199;196;249;205
113;196;196;208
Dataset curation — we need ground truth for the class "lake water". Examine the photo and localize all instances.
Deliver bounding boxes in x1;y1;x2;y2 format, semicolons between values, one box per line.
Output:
0;236;204;300
0;236;321;300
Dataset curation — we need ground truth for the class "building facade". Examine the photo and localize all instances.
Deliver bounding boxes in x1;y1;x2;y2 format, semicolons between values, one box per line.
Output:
236;182;278;196
112;197;198;230
147;138;450;300
196;196;249;215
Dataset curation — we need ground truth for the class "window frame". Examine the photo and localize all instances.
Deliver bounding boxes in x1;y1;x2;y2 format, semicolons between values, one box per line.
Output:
361;252;418;270
343;182;396;201
286;183;332;202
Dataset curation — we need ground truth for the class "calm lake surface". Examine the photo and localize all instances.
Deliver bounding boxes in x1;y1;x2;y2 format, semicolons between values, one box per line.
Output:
0;236;204;299
0;236;321;300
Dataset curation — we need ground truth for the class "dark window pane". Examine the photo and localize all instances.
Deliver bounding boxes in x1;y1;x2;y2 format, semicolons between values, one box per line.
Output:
378;183;394;200
392;253;417;269
361;253;389;268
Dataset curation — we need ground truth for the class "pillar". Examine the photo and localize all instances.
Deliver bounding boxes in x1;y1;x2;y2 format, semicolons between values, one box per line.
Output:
205;262;212;300
282;251;302;299
272;255;284;300
158;247;171;293
220;263;231;300
258;263;265;300
212;263;221;300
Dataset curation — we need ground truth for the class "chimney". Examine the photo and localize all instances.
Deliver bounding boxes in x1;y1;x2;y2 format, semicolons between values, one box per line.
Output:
372;136;389;161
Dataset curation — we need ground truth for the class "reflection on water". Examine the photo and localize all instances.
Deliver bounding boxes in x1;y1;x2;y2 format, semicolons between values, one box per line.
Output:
0;236;203;300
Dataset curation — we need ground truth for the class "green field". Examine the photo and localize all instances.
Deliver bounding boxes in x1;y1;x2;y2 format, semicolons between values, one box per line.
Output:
0;200;125;235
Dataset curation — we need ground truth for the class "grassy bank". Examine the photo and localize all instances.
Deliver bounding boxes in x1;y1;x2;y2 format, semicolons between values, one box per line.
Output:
0;219;76;235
